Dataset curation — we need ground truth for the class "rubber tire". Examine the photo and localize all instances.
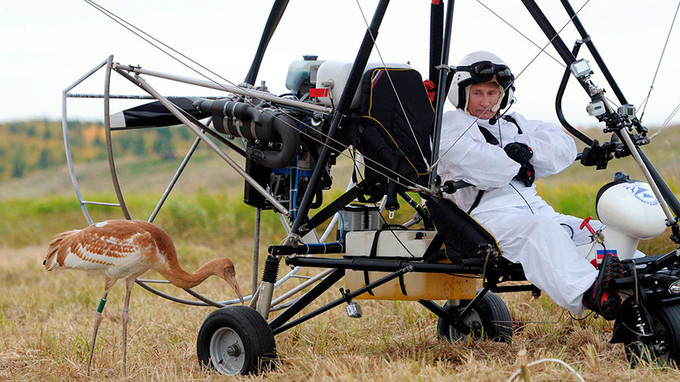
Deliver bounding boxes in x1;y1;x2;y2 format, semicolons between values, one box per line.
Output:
436;291;513;343
624;303;680;367
197;306;276;375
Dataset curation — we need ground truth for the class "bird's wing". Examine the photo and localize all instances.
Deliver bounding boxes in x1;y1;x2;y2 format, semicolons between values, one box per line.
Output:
51;222;145;272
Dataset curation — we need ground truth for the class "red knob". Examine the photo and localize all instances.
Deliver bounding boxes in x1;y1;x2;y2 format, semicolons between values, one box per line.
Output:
579;216;596;235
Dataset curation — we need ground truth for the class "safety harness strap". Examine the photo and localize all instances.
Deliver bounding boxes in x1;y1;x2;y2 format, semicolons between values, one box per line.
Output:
364;224;409;296
468;115;523;214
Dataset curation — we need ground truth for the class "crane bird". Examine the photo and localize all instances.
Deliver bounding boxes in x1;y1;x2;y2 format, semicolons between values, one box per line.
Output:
44;219;244;374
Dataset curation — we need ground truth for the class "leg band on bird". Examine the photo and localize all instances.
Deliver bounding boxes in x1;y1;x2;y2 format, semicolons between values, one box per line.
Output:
97;298;107;313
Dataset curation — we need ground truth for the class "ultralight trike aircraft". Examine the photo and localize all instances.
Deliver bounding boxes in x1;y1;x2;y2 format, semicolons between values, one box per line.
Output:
61;0;680;375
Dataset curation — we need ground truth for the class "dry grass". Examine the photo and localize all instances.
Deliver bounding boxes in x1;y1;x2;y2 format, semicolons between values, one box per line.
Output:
3;241;680;381
3;127;680;380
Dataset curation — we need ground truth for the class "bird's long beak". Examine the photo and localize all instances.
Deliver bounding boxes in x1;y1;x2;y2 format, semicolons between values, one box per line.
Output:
225;273;245;305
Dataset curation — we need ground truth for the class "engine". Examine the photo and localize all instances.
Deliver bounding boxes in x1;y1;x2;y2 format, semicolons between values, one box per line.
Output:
192;57;337;213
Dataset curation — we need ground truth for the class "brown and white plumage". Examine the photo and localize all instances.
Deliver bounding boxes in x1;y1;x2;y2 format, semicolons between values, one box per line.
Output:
45;219;244;374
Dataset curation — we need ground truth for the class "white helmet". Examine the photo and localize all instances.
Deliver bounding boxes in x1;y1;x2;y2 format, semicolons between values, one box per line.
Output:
447;51;515;114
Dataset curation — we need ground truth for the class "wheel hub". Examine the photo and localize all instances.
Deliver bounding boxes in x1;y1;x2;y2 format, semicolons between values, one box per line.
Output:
227;344;242;357
209;327;245;375
653;339;668;355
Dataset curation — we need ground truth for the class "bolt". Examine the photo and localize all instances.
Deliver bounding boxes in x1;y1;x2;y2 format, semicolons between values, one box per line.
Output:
226;344;241;357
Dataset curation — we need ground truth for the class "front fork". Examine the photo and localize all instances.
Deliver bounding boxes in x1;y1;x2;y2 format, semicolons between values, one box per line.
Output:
256;255;280;319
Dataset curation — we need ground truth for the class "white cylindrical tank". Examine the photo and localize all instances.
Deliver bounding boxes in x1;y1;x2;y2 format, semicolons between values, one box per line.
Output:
315;61;411;108
596;178;667;239
588;177;667;261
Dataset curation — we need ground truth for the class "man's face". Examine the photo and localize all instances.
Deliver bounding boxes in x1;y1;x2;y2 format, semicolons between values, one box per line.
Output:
467;82;502;119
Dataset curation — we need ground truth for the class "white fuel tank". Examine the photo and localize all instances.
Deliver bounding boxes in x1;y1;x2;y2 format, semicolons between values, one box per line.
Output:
579;177;667;262
596;178;667;240
314;61;411;108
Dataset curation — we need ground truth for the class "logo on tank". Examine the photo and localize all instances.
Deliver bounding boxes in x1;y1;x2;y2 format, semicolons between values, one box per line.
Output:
622;183;658;206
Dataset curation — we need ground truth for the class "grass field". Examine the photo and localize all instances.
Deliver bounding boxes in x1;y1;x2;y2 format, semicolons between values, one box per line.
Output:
2;126;680;381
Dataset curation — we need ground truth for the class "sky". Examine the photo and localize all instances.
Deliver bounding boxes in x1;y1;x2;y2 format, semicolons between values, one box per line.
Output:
1;0;679;129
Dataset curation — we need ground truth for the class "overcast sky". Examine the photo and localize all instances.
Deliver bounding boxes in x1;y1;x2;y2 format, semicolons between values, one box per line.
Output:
1;0;678;128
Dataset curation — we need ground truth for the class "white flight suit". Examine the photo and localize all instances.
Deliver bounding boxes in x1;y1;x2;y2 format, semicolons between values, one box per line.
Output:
438;108;598;315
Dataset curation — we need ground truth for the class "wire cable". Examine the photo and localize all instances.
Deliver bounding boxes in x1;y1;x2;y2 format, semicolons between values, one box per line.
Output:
638;1;680;124
88;0;432;195
475;0;565;68
649;102;680;141
507;358;585;382
355;0;431;169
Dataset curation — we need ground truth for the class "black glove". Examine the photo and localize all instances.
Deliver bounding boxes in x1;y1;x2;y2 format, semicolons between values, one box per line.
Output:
514;163;535;187
580;139;614;169
504;142;533;165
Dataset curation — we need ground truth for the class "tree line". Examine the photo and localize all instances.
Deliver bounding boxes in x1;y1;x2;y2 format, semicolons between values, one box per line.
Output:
0;120;196;182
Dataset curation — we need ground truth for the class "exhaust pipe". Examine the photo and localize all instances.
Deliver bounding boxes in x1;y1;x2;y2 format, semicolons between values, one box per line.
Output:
195;99;300;168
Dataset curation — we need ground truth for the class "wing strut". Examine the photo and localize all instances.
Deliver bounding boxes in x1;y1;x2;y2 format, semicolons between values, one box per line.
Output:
289;0;391;237
559;0;628;105
428;0;456;187
429;0;444;86
244;0;290;86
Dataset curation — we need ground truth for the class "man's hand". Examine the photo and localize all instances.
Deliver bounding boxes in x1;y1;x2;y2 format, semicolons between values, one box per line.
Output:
504;142;533;165
514;163;535;187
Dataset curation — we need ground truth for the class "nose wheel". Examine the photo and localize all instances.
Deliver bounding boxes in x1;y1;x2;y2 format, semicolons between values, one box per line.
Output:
197;306;276;375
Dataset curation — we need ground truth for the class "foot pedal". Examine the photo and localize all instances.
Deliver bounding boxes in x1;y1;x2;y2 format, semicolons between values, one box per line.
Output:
346;302;362;318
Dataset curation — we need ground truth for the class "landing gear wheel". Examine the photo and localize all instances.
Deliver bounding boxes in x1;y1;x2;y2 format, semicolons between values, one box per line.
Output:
437;291;513;343
622;302;680;367
197;306;276;375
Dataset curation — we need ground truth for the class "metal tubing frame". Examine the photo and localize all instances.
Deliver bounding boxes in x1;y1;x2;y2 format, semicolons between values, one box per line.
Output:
270;267;336;307
103;57;132;220
285;255;482;274
61;56;116;225
270;266;415;335
113;63;333;115
429;0;456;186
116;69;290;215
252;208;262;297
63;62;286;309
268;268;345;332
555;41;594;146
418;299;471;336
148;136;201;222
522;0;679;224
96;65;352;312
289;0;391;237
559;0;628;105
244;0;290;85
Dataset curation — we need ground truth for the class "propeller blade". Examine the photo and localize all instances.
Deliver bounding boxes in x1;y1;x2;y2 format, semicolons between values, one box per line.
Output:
110;97;211;129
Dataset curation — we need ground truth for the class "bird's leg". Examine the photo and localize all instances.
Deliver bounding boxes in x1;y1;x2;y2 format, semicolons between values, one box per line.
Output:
122;277;135;376
87;278;115;375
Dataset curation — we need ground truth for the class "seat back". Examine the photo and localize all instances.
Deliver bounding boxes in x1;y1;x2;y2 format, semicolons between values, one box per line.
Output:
357;67;434;201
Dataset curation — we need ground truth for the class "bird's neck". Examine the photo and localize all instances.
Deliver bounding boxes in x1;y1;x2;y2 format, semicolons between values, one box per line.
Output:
160;258;222;289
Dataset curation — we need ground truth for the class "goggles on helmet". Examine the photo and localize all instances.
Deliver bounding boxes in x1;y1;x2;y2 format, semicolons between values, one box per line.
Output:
455;61;514;88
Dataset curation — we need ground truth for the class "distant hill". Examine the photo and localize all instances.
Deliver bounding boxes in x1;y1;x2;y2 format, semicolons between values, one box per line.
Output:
1;120;677;202
0;120;196;182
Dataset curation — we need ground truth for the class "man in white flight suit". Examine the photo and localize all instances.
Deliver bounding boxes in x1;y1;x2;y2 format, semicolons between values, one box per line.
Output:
438;51;623;319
